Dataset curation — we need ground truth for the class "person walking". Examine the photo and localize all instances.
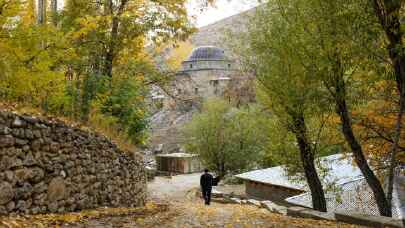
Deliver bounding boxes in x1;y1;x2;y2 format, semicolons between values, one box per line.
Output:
200;169;213;205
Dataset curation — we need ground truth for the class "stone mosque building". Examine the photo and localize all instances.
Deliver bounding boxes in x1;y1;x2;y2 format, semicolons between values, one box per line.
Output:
150;45;241;114
175;46;237;101
148;7;257;154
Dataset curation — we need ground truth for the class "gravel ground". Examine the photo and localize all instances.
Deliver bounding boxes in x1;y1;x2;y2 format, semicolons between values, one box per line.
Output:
147;173;202;202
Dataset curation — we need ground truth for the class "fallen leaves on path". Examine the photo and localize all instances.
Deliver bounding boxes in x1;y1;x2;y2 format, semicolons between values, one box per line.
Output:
0;202;169;228
167;201;359;228
0;201;360;228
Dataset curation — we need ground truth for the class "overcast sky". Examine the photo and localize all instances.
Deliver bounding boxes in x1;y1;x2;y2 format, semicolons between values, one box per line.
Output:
187;0;261;27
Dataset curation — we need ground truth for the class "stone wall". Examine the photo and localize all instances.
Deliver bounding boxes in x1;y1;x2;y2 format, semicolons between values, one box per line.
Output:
214;191;404;227
0;110;146;215
245;181;305;205
181;69;236;100
181;60;235;71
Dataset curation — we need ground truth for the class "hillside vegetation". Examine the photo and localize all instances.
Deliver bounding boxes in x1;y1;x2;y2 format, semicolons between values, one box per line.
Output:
0;0;194;147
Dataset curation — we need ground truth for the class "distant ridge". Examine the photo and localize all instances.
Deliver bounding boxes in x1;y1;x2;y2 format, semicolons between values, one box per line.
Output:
197;5;259;29
190;6;259;49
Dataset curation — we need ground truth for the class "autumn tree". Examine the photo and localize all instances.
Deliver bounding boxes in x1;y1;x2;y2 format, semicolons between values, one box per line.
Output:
60;0;195;140
301;0;400;216
50;0;58;25
0;0;198;145
0;0;69;112
248;0;401;216
240;3;335;211
164;41;195;71
223;73;256;107
368;0;405;212
37;0;46;24
183;98;267;177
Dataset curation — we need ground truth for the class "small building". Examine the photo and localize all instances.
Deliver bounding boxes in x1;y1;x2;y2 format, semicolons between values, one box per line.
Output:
235;165;306;204
236;154;404;219
156;153;202;174
236;154;362;203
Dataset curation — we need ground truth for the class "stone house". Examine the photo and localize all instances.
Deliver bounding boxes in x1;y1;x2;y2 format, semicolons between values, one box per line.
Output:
236;165;306;205
236;154;404;219
156;153;202;174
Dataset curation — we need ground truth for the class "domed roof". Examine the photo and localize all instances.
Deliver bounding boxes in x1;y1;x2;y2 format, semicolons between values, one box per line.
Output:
187;46;227;61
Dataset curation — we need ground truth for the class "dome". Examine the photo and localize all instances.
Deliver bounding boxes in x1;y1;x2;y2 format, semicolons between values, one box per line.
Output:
187;46;227;61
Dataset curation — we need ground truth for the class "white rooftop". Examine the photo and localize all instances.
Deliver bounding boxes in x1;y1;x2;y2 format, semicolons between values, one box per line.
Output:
236;165;305;190
285;177;403;219
152;95;165;99
156;153;198;158
235;154;362;191
236;154;405;219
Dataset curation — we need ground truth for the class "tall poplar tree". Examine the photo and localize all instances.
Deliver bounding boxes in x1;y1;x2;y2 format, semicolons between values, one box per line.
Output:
243;4;329;212
244;0;400;216
369;0;405;213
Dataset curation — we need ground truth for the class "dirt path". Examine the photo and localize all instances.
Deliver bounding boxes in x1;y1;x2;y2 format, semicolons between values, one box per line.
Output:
143;173;358;227
147;173;201;202
0;173;360;227
136;201;357;228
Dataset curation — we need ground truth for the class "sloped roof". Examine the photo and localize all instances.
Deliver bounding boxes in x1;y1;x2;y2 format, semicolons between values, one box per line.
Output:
235;154;362;191
236;154;404;219
285;177;403;219
236;165;305;190
156;153;198;158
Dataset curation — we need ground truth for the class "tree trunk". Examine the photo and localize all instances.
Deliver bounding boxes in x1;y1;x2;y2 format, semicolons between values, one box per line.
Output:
37;0;46;25
292;113;327;212
102;0;128;78
51;0;57;26
333;73;392;216
387;96;404;211
103;18;118;78
370;0;405;215
219;162;226;178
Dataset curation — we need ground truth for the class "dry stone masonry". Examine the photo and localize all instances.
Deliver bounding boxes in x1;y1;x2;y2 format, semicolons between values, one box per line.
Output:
0;110;146;215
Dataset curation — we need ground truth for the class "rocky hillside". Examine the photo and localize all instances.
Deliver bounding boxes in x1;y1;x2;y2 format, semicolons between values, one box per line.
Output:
190;6;257;51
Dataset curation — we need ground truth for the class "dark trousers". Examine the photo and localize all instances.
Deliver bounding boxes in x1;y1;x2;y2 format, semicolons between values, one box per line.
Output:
202;188;212;205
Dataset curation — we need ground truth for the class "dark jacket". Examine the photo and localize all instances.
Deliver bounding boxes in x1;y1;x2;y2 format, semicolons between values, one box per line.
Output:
212;176;221;186
200;173;213;190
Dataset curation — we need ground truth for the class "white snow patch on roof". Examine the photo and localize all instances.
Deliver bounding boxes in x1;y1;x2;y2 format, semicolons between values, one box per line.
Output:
235;154;362;190
152;95;165;99
156;153;198;158
236;166;305;190
285;177;403;219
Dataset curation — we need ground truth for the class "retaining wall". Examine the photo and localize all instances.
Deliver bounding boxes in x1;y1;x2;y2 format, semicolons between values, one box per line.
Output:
0;110;146;214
